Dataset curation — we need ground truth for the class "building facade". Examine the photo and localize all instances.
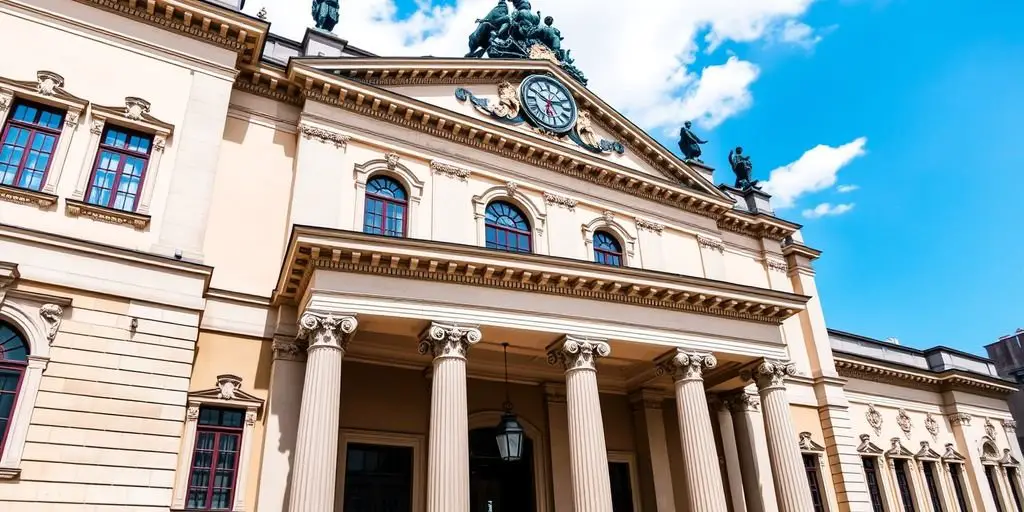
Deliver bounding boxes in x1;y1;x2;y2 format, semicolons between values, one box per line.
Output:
985;330;1024;451
0;0;1019;511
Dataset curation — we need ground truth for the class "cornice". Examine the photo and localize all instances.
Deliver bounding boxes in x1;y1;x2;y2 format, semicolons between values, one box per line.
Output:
72;0;268;66
835;355;1017;396
273;226;809;325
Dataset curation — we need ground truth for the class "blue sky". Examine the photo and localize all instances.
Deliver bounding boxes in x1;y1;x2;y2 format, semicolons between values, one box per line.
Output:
254;0;1022;354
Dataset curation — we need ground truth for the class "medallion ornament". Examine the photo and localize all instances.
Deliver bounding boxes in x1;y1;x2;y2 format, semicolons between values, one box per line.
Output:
925;413;939;439
124;97;151;121
418;322;482;360
948;412;972;426
866;404;883;436
741;359;796;390
297;312;358;352
656;350;717;382
216;374;243;400
896;409;912;439
547;335;610;372
36;70;64;96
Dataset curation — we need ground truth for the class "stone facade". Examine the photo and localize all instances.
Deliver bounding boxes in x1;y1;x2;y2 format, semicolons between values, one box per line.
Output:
0;0;1018;511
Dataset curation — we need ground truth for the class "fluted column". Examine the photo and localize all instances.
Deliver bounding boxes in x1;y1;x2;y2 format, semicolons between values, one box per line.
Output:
727;390;779;512
420;322;481;512
744;360;814;512
288;312;358;512
657;350;727;512
548;335;614;512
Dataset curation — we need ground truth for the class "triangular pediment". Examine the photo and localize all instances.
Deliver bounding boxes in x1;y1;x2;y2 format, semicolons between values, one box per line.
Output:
290;57;730;202
799;432;825;453
188;374;264;409
1000;449;1021;467
858;434;885;455
915;442;942;461
886;438;914;459
942;443;966;463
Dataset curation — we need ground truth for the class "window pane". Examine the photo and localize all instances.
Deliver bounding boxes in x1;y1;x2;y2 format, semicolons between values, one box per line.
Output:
894;460;917;512
188;409;244;511
343;443;414;512
0;322;29;361
608;462;634;512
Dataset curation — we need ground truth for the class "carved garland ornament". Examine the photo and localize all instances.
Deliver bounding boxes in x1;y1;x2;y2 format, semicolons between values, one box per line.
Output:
896;409;913;439
299;123;350;148
766;259;788;272
430;160;471;181
697;235;725;253
297;312;358;352
866;404;883;436
418;322;481;360
543;192;578;211
36;70;64;96
656;350;717;382
547;336;610;372
39;303;64;344
635;218;665;234
925;413;940;439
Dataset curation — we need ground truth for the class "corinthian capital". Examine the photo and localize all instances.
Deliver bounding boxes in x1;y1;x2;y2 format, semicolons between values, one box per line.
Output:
418;322;482;360
724;390;761;412
656;350;717;382
297;312;358;352
742;359;797;390
547;335;610;372
272;337;307;362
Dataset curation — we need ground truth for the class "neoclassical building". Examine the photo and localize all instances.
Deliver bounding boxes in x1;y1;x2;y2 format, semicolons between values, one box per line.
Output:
0;0;1019;511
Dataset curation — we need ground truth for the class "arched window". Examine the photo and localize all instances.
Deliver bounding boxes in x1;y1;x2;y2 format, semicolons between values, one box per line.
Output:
593;231;624;267
0;321;28;454
363;176;408;237
485;201;532;253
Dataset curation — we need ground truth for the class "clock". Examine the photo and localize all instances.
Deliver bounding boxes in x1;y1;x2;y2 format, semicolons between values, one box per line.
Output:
519;75;578;134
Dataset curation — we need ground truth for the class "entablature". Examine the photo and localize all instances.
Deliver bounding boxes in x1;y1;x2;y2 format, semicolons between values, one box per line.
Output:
273;226;809;325
835;353;1018;397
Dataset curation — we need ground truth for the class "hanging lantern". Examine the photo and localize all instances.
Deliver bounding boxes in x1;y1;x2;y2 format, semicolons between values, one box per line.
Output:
494;342;525;462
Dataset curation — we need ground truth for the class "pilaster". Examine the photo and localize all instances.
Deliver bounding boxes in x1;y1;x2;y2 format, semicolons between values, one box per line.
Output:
255;337;308;512
545;383;574;512
629;388;676;512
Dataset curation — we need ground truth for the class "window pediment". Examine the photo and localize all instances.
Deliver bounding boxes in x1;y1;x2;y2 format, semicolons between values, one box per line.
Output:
942;443;966;463
915;441;942;461
798;432;825;453
0;71;89;113
187;374;264;410
886;438;914;459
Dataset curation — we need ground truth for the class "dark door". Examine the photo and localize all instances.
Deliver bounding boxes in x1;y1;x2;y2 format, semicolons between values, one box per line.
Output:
469;427;535;512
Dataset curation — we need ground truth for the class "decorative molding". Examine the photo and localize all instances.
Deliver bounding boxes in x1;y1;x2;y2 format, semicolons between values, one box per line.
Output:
245;410;257;427
741;359;796;390
65;199;151;230
886;438;914;459
297;312;358;352
188;376;264;407
985;418;997;439
543;192;578;211
35;70;64;96
153;137;166;153
948;412;972;427
602;210;615;222
547;335;610;372
216;374;242;400
124;97;151;121
272;338;307;362
924;413;939;439
38;304;63;344
0;184;58;209
90;120;103;135
384;152;400;169
65;111;79;128
1003;419;1018;434
866;404;883;436
765;259;788;272
857;434;884;455
835;357;1017;396
942;443;966;463
430;160;471;181
915;441;942;461
896;408;912;439
798;432;826;453
697;235;725;253
299;123;350;148
504;181;519;197
186;405;199;421
655;350;717;382
417;321;481;360
635;218;665;234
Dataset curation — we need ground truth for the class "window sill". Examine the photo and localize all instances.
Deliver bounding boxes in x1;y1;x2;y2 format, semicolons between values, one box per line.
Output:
0;184;58;209
0;465;21;481
65;199;151;230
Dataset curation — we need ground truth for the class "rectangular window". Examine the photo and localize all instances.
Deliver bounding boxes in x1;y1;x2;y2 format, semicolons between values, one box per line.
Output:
948;463;970;512
986;465;1005;512
894;459;917;512
922;461;944;512
608;461;635;512
86;126;152;212
0;369;23;452
1008;466;1023;512
804;454;826;512
0;100;64;191
343;443;414;512
863;457;887;512
186;407;245;511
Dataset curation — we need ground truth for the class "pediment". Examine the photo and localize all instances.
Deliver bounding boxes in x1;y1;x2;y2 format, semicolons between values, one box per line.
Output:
857;434;885;455
798;432;825;453
942;443;966;463
1000;449;1021;467
886;438;914;459
289;57;729;201
915;442;942;461
188;374;264;409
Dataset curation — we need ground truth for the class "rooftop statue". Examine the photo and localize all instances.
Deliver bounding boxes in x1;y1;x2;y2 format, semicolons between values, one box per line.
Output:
312;0;340;32
678;121;707;162
728;146;761;190
465;0;588;85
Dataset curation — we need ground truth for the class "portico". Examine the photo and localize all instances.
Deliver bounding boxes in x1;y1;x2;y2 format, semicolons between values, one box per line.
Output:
255;226;818;512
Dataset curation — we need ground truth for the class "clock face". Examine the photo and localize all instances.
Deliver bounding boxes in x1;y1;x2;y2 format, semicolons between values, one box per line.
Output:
519;75;578;134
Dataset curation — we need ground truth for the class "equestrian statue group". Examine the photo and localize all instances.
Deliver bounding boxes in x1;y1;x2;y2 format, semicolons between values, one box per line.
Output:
466;0;588;85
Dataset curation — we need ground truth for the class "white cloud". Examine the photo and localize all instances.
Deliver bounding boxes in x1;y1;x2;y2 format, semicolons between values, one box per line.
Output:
836;184;859;193
777;20;822;48
762;137;868;208
248;0;823;133
802;202;855;218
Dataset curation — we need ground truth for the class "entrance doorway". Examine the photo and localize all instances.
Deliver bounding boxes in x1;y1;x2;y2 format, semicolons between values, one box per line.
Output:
469;427;536;512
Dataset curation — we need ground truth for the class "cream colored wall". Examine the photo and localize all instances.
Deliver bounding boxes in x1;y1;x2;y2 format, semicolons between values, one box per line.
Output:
0;0;236;257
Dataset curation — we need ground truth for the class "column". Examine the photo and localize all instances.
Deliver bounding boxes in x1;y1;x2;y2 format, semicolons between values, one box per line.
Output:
548;335;614;512
288;312;358;512
727;390;779;512
745;360;815;512
629;389;676;512
419;322;481;512
545;383;574;512
658;350;727;512
712;396;747;512
255;337;308;512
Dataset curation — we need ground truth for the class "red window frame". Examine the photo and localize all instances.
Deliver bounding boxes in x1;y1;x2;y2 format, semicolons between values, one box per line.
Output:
185;408;244;511
484;201;532;253
85;126;152;212
0;324;28;458
363;177;408;237
0;99;65;191
593;231;624;267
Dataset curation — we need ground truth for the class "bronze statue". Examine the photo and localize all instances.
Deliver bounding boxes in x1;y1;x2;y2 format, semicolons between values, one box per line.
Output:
728;146;760;189
678;121;707;162
467;0;510;58
312;0;340;31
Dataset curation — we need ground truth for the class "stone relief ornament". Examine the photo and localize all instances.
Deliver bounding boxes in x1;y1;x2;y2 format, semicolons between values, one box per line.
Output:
90;120;104;135
216;374;243;400
635;218;665;234
39;303;64;344
765;259;788;273
504;181;519;196
455;82;523;123
272;338;306;361
896;409;912;439
543;192;577;211
547;336;610;372
245;410;258;426
124;97;151;121
985;418;997;439
385;152;401;170
65;111;79;128
1003;419;1018;434
186;405;200;421
567;110;626;155
866;404;883;436
925;413;940;439
948;412;972;426
656;351;717;382
0;95;11;113
153;137;166;153
298;123;350;148
418;322;482;360
430;160;472;181
741;359;796;390
697;235;725;253
36;70;64;96
297;312;359;351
